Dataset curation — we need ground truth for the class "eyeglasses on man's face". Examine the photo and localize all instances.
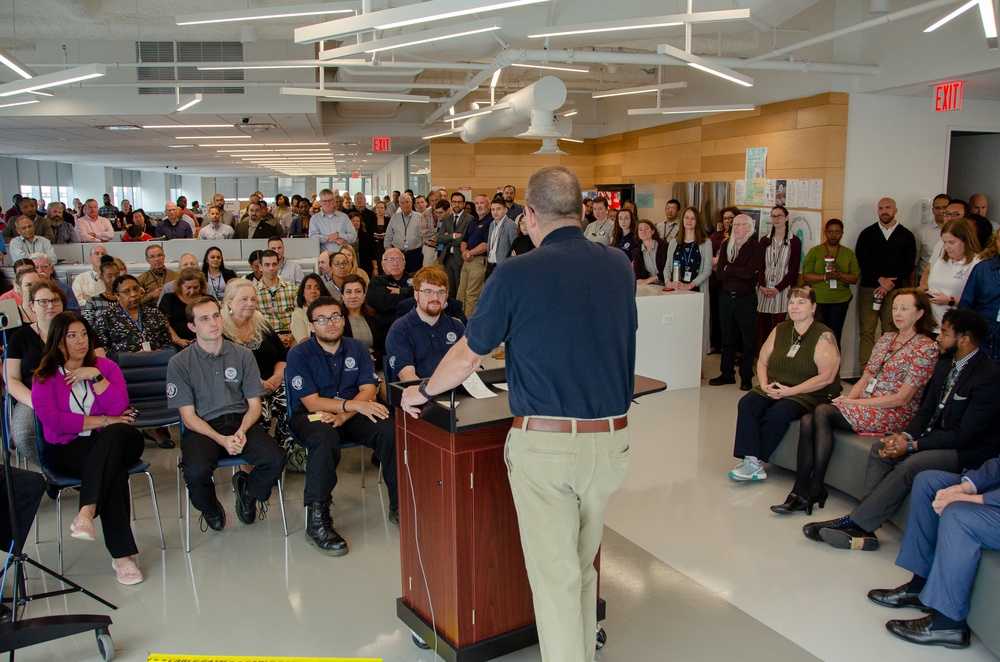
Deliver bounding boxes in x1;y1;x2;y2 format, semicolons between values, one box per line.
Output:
417;289;447;299
383;257;405;264
311;314;344;326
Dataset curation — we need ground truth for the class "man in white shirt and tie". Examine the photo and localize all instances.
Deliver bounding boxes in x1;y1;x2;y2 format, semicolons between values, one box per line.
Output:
9;215;56;263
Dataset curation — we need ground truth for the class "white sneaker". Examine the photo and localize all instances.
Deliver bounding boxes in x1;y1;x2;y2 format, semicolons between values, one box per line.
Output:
729;458;767;481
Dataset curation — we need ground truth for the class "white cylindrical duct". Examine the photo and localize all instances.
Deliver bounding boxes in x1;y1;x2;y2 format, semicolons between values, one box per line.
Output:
460;75;566;144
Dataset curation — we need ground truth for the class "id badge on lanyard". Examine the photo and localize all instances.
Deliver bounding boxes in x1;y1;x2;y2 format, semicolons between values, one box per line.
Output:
864;378;878;395
786;343;801;359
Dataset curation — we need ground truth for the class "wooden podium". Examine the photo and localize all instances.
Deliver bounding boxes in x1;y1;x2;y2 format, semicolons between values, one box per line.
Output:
390;371;664;661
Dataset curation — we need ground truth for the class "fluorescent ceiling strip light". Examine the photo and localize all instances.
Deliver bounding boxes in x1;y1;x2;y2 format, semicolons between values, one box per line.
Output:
0;99;40;109
199;64;320;70
528;8;750;38
627;104;754;115
561;137;583;143
924;0;978;31
422;129;459;139
177;3;357;26
296;0;544;43
0;48;37;79
175;94;203;112
144;124;232;129
280;87;431;103
490;69;502;89
317;19;501;60
560;109;578;117
657;43;752;87
593;82;688;99
979;0;998;40
177;135;252;139
0;63;106;97
445;103;510;122
510;63;589;73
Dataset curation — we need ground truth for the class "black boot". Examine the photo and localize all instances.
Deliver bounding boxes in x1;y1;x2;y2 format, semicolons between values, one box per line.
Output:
305;500;348;556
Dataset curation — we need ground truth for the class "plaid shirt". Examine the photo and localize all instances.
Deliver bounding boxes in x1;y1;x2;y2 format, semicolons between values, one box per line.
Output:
98;204;119;220
257;279;297;333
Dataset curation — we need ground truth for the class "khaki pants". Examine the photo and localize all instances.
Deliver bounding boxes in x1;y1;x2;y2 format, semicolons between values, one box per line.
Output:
504;422;630;662
422;244;437;267
457;256;486;317
857;287;898;371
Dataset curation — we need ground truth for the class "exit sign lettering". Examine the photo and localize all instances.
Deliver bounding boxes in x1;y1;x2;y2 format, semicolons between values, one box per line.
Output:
373;137;391;152
934;81;964;113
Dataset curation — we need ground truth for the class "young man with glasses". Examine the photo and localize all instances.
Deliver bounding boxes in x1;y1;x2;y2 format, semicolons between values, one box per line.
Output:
286;296;399;555
385;266;465;382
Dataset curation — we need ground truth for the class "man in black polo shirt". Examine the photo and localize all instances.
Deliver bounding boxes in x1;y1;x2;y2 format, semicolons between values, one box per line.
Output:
366;248;413;330
286;297;398;555
167;297;285;531
385;266;465;382
402;166;636;662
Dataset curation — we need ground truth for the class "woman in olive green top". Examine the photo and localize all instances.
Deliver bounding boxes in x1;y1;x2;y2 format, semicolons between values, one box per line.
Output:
729;286;842;491
801;218;860;345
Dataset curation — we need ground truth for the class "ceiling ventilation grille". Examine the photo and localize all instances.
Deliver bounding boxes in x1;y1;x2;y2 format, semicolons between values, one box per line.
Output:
136;41;245;95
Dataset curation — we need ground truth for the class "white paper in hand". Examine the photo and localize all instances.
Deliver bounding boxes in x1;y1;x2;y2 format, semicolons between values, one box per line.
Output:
462;372;498;399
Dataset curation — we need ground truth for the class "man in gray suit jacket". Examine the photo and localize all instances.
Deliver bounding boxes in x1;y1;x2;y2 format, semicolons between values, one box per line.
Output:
436;193;475;298
486;204;518;279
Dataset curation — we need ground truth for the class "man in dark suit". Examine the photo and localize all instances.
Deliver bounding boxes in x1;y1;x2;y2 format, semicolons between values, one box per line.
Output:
805;308;1000;550
235;201;279;240
436;193;475;298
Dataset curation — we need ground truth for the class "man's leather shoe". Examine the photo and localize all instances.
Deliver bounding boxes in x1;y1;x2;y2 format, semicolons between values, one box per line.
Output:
740;380;753;391
886;615;970;649
305;500;348;556
233;471;257;525
802;518;842;541
868;584;932;611
200;498;226;532
819;524;879;550
388;506;399;525
708;375;736;386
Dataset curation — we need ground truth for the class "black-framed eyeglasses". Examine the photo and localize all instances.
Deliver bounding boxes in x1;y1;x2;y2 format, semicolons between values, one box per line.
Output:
32;298;62;307
416;289;447;299
311;314;344;325
331;260;351;267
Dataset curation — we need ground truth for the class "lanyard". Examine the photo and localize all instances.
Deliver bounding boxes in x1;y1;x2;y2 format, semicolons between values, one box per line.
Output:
63;370;94;414
321;344;346;399
681;241;695;267
400;214;413;237
209;272;225;298
871;333;916;382
128;308;144;334
488;220;502;257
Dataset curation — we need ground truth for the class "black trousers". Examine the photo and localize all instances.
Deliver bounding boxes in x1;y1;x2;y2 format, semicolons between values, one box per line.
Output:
732;391;808;462
289;409;398;509
709;284;722;350
442;254;461;299
180;414;284;515
44;423;144;558
816;301;850;347
0;466;45;552
719;290;757;382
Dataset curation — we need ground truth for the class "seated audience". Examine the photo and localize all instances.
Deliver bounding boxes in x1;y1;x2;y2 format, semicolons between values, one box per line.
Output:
72;244;109;303
47;202;80;244
367;248;413;330
385;266;464;382
869;455;1000;650
246;250;264;283
121;224;152;242
920;218;980;333
202;246;236;300
267;236;304;286
137;244;177;305
168;297;285;531
82;256;121;324
74;199;115;243
155;202;193;240
341;274;387;366
31;253;80;312
729;287;841;486
157;253;201;303
93;274;173;361
8;268;40;323
793;289;938;522
130;209;157;237
338;243;370;286
9;215;56;263
158;267;203;349
31;312;145;586
221;279;292;460
634;220;667;285
802;309;1000;552
286;297;399;555
290;274;326;344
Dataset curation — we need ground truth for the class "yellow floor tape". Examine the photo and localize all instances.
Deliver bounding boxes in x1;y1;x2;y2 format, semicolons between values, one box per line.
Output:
147;656;382;662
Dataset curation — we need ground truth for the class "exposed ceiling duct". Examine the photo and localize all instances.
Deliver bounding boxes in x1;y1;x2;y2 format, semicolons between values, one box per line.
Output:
459;75;566;144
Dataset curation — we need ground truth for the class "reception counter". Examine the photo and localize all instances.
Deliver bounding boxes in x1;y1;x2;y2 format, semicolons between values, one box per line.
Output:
635;285;704;391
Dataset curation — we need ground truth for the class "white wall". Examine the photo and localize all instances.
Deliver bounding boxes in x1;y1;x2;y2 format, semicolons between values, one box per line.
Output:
373;155;407;199
838;93;1000;376
72;165;109;203
947;134;1000;206
140;171;168;213
181;175;204;207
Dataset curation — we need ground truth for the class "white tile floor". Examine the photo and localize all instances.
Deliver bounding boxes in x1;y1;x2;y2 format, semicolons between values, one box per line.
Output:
6;355;999;661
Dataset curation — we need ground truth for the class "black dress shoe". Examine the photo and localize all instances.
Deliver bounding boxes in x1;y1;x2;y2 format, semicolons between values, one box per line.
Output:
233;472;257;525
802;518;843;541
388;506;399;525
740;380;753;391
819;524;879;550
771;492;810;515
868;584;932;611
709;375;736;386
886;615;970;649
199;498;226;532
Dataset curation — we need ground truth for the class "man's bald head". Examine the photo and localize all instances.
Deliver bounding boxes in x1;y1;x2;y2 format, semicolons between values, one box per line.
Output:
970;194;988;217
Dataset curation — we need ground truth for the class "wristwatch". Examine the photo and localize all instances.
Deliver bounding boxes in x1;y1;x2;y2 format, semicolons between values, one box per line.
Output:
90;374;105;384
417;379;432;400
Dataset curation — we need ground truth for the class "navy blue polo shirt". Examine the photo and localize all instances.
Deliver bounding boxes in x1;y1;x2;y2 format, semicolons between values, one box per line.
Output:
285;336;378;416
461;216;491;250
385;308;466;379
465;224;637;418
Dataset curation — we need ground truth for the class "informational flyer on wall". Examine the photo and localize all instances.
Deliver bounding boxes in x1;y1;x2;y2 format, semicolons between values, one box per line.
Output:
745;147;767;179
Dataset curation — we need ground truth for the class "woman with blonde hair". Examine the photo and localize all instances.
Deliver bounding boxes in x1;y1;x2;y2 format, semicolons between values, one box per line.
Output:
338;243;371;286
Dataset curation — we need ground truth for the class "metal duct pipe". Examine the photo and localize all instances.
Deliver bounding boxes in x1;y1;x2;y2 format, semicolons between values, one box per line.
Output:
460;75;566;144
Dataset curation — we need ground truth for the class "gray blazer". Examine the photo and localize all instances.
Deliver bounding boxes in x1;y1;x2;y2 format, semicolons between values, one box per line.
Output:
487;216;518;267
437;211;475;264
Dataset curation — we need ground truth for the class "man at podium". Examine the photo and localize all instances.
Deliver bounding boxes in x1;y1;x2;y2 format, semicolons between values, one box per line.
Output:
402;165;637;662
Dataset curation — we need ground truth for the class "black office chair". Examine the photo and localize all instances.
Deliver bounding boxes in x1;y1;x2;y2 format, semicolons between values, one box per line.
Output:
116;349;179;445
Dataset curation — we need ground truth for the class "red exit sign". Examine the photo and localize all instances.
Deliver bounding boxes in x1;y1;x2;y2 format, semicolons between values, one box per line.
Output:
372;137;391;152
934;81;964;112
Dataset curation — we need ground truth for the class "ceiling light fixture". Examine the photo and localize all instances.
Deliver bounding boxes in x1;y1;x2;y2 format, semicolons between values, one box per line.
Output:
0;99;40;109
0;48;37;79
177;2;357;26
561;137;584;143
175;94;203;112
280;87;431;103
143;124;233;129
317;19;502;60
592;81;688;99
925;0;979;31
99;125;142;131
559;109;578;117
926;0;999;46
295;0;545;43
177;135;252;140
422;129;459;140
657;44;753;87
445;103;511;123
527;8;749;38
627;104;755;115
510;63;590;73
0;63;106;97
